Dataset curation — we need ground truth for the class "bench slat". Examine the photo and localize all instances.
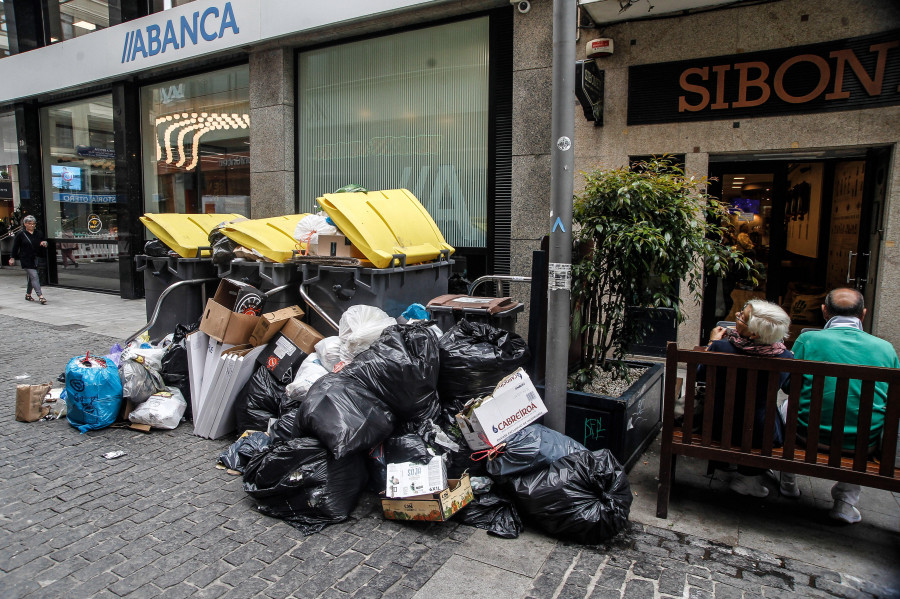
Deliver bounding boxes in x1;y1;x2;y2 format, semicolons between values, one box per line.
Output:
879;382;900;477
805;375;825;463
702;365;717;446
720;367;738;450
740;370;759;452
783;376;802;460
683;366;697;444
853;380;876;471
761;373;779;456
829;378;850;467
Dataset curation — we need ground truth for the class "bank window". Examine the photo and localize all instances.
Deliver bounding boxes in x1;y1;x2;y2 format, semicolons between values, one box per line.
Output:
46;0;110;43
141;65;251;216
0;112;19;227
0;5;10;57
150;0;199;11
297;17;490;248
40;95;117;241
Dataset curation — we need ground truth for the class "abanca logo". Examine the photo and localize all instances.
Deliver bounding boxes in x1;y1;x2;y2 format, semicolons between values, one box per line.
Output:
122;2;239;64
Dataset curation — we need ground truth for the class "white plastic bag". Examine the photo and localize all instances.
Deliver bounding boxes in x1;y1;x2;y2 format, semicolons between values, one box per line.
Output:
121;344;167;372
285;353;329;401
338;305;396;363
315;337;342;372
293;213;337;251
128;386;187;430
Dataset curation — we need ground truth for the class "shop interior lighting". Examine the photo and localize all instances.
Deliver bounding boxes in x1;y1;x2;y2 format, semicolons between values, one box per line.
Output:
156;110;250;169
73;20;97;30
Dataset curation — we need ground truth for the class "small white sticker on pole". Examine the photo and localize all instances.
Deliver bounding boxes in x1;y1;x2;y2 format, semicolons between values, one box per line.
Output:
548;263;572;291
557;136;572;151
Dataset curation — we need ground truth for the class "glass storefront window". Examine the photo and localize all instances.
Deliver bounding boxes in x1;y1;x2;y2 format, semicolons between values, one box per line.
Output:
41;95;118;291
0;112;20;227
141;65;251;216
151;0;199;11
0;5;10;57
297;17;490;248
47;1;110;43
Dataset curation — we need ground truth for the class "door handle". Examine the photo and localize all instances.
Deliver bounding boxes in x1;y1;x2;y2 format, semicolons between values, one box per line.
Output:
846;251;870;284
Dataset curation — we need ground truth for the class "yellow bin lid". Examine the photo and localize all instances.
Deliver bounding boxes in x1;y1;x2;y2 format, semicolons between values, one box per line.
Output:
221;214;310;263
140;213;242;258
317;189;454;269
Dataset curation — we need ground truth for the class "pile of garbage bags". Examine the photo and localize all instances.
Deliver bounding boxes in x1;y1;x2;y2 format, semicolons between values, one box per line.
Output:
224;305;632;543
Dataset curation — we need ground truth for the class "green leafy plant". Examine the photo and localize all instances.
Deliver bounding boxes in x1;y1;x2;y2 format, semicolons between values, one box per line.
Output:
571;156;755;389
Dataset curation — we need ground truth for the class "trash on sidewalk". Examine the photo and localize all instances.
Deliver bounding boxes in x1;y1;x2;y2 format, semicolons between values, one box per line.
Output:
65;354;123;433
102;450;127;460
15;382;52;422
217;431;271;474
381;473;474;522
455;368;547;451
128;387;187;430
386;455;447;498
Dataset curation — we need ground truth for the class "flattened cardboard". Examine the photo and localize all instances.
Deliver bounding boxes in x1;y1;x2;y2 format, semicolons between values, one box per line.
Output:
381;474;473;522
386;456;447;498
249;305;305;347
455;368;548;450
279;317;324;355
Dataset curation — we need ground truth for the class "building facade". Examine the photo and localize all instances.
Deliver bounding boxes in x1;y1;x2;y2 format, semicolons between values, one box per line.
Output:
0;0;898;351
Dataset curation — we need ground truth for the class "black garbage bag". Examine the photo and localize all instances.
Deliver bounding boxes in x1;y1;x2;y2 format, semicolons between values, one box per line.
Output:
218;431;271;473
268;407;298;443
235;366;286;435
367;432;440;493
458;490;524;539
144;239;172;257
437;320;530;404
448;273;471;295
295;373;396;460
161;322;198;418
485;424;586;479
504;449;632;544
242;437;367;535
341;323;441;423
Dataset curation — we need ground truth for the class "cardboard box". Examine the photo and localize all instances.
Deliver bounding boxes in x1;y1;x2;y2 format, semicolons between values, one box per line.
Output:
381;474;473;522
249;305;305;347
386;456;447;498
199;279;265;344
316;234;366;259
279;317;324;355
257;333;309;384
455;368;548;450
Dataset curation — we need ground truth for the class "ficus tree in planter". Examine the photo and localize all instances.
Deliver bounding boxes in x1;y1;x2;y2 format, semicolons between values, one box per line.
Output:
571;156;755;390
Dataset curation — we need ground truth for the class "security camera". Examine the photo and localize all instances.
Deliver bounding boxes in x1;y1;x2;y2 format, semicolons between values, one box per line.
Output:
511;0;530;14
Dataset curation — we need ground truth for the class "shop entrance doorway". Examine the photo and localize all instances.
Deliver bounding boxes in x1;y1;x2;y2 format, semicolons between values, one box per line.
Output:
701;148;890;345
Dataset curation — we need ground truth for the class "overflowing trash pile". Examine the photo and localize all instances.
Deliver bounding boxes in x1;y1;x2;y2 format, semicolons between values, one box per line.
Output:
20;188;634;546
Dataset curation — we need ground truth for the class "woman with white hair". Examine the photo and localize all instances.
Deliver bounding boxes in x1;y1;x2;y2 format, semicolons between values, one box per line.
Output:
698;299;793;497
8;215;49;304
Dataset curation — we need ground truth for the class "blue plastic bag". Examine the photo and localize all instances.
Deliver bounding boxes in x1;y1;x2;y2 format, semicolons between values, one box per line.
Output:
65;354;124;433
401;303;429;321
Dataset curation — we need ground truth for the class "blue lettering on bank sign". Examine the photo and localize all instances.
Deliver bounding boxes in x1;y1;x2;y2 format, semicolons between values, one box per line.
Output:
121;2;239;63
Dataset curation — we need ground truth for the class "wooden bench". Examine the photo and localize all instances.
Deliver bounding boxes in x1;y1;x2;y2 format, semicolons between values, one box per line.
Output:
656;342;900;518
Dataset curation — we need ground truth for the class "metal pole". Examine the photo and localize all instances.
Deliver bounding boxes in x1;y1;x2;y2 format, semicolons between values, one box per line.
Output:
544;0;576;433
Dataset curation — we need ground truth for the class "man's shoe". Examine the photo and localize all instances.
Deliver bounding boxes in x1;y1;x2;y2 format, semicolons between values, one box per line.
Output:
729;474;769;498
829;500;862;524
765;469;801;497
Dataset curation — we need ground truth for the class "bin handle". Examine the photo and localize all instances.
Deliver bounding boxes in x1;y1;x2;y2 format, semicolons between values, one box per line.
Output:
468;275;532;297
125;277;218;345
135;255;148;272
299;280;339;332
193;246;211;259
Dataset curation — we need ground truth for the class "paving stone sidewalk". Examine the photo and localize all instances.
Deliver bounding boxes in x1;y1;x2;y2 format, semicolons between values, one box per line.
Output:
1;314;896;599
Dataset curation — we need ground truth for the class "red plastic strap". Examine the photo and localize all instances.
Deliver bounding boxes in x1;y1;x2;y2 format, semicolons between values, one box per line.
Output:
297;230;315;256
469;436;506;462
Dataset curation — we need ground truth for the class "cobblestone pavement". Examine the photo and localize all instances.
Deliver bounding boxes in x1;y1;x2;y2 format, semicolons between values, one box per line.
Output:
1;314;897;599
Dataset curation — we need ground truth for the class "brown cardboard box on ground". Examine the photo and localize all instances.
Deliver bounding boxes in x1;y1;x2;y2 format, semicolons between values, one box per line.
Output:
249;306;305;347
381;474;474;522
199;280;265;345
316;234;366;260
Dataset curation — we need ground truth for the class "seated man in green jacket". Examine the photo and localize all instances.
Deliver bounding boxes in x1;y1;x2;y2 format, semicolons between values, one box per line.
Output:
778;288;899;524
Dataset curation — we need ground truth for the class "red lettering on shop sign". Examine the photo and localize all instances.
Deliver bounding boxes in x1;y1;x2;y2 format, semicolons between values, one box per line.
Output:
677;41;899;112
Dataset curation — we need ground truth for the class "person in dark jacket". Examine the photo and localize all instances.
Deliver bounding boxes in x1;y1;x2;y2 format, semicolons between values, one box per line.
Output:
8;215;48;304
698;299;792;498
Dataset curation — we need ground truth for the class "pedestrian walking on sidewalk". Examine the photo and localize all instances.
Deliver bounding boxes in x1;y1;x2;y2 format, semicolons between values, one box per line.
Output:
8;215;48;304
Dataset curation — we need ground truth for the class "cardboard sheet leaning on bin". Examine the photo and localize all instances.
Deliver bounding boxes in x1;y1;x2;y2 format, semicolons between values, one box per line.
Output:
317;189;454;268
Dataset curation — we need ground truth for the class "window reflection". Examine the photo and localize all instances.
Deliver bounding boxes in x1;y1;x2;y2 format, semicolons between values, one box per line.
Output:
47;0;110;43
